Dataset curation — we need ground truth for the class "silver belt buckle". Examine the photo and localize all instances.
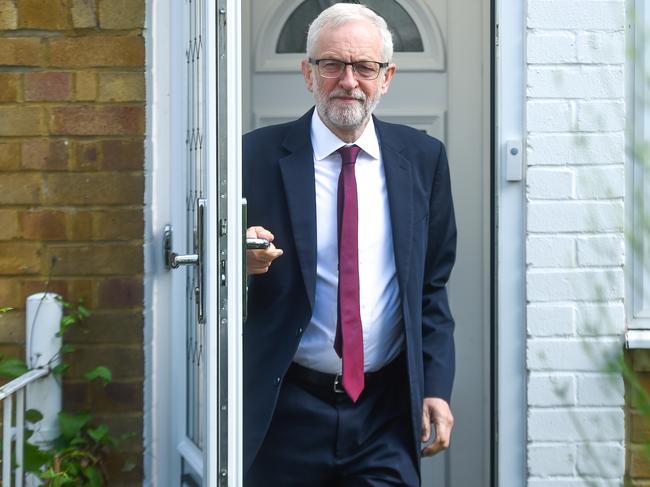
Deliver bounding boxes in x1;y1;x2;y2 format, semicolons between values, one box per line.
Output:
333;373;345;393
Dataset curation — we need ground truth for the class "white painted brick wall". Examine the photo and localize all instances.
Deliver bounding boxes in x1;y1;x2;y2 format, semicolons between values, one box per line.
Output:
529;373;576;406
527;305;576;336
527;67;624;99
576;101;625;132
528;2;625;30
576;304;625;336
525;0;626;483
527;168;575;200
528;444;577;476
576;375;624;406
528;201;624;232
527;339;621;371
576;236;625;267
574;166;625;199
527;133;624;165
527;235;576;267
576;443;625;477
528;409;624;442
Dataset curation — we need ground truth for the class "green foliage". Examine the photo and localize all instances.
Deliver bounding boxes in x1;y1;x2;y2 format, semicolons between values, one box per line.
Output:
0;357;29;378
25;409;44;424
56;297;90;337
83;366;112;386
0;296;132;486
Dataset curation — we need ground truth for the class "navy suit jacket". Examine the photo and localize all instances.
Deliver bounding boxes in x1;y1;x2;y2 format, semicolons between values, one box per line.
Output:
242;108;456;473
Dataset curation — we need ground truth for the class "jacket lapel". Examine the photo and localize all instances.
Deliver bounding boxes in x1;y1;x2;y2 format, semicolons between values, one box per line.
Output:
278;110;317;309
375;118;414;302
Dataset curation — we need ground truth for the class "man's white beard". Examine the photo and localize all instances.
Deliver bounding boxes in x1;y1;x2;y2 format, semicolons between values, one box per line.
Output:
314;84;381;131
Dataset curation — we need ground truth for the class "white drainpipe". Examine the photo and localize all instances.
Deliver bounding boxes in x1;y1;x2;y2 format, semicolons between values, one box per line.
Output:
25;293;62;445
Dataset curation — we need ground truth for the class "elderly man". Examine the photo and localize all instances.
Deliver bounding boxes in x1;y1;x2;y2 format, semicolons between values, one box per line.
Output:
243;3;456;486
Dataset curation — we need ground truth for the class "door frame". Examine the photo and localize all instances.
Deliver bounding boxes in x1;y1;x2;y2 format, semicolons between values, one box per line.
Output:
144;0;526;484
494;0;527;484
145;0;244;485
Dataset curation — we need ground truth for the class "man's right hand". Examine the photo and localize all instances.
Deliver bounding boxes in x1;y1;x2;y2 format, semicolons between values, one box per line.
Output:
246;226;283;275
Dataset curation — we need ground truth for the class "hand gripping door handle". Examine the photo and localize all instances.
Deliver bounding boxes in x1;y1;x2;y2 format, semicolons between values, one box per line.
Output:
164;198;206;324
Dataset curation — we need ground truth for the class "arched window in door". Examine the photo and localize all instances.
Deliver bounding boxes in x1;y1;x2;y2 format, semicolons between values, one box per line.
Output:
254;0;445;72
276;0;424;54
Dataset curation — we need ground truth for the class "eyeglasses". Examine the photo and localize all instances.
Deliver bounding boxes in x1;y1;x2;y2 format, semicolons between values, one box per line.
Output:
309;58;389;80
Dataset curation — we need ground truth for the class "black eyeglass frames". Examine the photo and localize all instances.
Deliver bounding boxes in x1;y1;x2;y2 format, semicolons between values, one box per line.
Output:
309;58;389;80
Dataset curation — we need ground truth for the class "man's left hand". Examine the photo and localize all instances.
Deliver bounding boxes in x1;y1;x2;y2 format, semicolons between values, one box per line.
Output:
420;397;454;457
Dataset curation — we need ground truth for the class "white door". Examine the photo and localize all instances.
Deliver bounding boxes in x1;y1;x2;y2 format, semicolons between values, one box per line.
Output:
242;0;491;485
150;0;244;485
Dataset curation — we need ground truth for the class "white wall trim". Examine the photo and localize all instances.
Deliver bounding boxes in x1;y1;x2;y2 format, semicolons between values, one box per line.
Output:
627;0;650;330
495;0;527;484
145;0;183;483
225;1;245;483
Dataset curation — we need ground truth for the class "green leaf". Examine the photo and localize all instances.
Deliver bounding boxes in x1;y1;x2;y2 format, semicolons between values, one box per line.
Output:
40;468;59;479
84;366;112;385
84;465;103;487
77;305;91;319
25;409;44;423
52;363;70;375
0;358;29;378
87;424;109;443
61;344;76;354
0;307;13;313
58;411;92;440
60;315;77;331
122;459;136;472
23;442;53;473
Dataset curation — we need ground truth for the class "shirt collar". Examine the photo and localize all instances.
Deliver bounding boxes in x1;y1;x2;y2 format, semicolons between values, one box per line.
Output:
310;109;381;162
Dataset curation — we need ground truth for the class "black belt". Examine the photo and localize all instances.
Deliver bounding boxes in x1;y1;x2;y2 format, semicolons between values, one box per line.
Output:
285;353;405;396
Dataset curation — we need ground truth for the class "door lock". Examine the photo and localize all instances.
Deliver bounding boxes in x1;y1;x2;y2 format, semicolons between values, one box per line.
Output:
163;198;206;323
164;225;198;269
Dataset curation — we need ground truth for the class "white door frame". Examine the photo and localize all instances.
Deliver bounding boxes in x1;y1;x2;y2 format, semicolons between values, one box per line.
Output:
495;0;527;484
145;0;526;484
145;0;244;485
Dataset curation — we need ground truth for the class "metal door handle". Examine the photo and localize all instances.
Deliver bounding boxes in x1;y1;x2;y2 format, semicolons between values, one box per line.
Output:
169;253;199;268
163;198;206;323
242;198;248;323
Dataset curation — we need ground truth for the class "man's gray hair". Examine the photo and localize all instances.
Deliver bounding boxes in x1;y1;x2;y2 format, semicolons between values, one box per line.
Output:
306;3;394;62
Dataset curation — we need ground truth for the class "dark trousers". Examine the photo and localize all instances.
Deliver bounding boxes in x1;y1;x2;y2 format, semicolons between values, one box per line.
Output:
245;356;419;487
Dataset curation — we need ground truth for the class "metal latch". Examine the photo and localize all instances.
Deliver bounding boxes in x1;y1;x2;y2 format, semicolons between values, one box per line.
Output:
163;198;206;323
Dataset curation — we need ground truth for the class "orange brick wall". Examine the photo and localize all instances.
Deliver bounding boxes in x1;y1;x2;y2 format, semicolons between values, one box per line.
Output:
0;1;145;484
628;350;650;486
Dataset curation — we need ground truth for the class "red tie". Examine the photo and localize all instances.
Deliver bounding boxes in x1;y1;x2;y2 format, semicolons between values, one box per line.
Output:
334;145;364;402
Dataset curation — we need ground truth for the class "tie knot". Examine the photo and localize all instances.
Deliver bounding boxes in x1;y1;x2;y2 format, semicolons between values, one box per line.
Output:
337;145;361;166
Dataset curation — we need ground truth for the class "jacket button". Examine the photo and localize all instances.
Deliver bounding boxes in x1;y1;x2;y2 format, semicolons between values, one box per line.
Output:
275;377;281;386
296;327;303;336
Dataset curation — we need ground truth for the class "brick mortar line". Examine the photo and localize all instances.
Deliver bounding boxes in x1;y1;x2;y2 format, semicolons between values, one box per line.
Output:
0;138;147;142
0;67;145;73
0;31;144;38
0;206;145;211
0;170;145;175
0;103;146;107
0;102;146;106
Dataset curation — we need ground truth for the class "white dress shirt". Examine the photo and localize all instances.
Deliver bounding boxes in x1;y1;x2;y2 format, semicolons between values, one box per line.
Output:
292;110;404;373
